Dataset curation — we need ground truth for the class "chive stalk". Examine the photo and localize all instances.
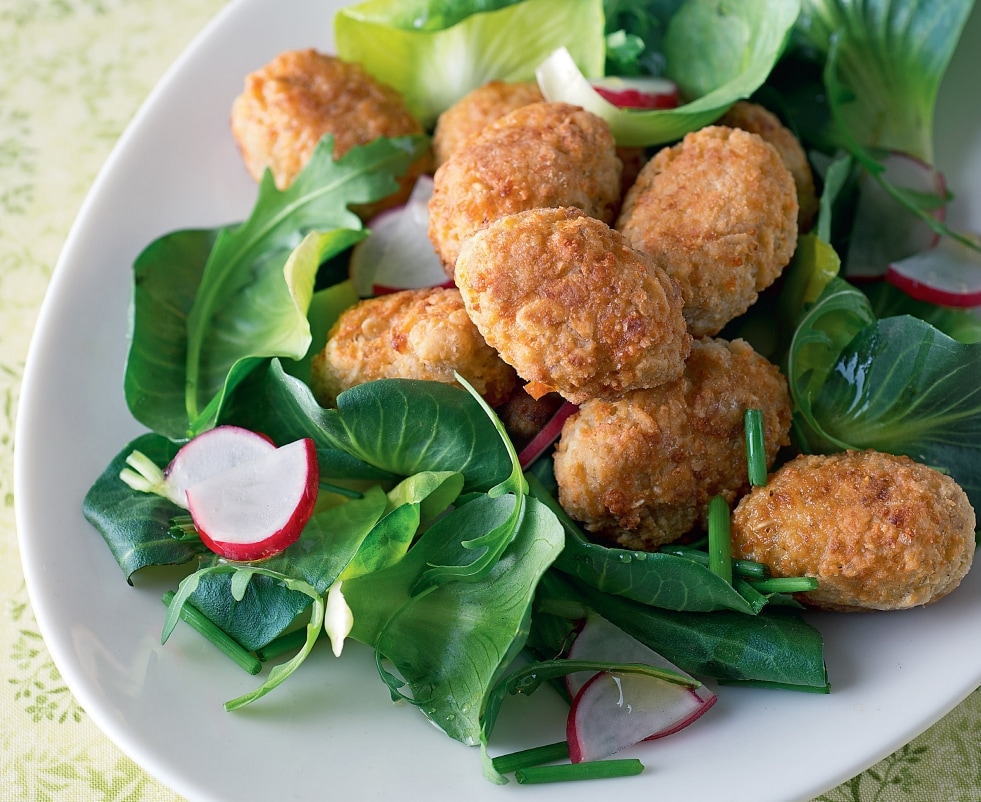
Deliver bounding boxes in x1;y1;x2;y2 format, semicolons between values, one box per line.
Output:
168;514;201;542
658;544;770;579
707;495;733;585
161;590;261;675
747;576;820;594
319;481;364;499
744;408;767;486
491;741;570;774
514;759;644;784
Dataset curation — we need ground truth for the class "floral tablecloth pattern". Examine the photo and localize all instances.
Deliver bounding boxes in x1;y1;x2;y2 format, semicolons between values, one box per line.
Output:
2;2;980;800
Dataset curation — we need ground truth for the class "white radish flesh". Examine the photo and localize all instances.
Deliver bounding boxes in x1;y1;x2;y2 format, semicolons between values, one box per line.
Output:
845;152;947;280
348;176;450;296
567;670;712;763
164;425;276;508
186;438;319;561
887;235;981;307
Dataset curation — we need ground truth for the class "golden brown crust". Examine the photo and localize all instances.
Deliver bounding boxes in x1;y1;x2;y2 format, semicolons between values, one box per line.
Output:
718;101;819;231
428;102;622;275
553;337;792;549
310;287;517;407
431;80;545;168
454;207;691;405
230;49;430;217
730;450;977;611
616;125;799;337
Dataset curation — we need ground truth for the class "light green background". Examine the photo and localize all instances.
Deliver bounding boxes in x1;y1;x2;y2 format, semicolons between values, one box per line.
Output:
1;1;979;799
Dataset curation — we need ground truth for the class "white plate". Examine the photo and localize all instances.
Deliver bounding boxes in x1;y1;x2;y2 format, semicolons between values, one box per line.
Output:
15;2;981;800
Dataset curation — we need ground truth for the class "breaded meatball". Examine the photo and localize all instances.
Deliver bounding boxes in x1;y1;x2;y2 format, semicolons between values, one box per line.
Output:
455;207;690;404
310;287;517;407
428;102;622;275
495;389;566;453
617;125;799;337
718;101;819;230
730;450;976;612
431;80;544;168
553;337;792;550
230;49;430;217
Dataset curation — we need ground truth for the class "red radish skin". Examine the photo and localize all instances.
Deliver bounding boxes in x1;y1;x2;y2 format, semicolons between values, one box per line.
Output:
186;438;319;561
517;401;579;469
887;236;981;307
164;425;276;508
567;670;715;764
591;77;679;110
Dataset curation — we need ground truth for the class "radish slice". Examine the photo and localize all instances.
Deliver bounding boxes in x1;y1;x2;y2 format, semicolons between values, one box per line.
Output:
186;438;319;561
565;612;714;706
567;671;713;764
887;234;981;307
844;151;947;280
590;76;679;110
348;176;449;296
164;425;276;508
517;401;578;469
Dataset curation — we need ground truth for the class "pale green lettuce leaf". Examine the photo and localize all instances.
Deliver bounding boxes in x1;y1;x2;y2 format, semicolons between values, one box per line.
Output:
334;0;605;126
794;0;974;162
538;0;801;146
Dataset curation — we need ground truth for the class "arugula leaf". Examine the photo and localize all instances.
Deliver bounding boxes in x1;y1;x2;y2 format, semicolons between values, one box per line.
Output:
794;0;974;162
334;0;606;126
124;134;427;440
788;277;981;510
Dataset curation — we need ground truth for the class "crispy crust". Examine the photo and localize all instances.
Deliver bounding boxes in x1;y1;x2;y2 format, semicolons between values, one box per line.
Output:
310;287;517;407
428;102;622;275
553;337;792;549
454;207;690;404
617;125;798;337
230;49;430;217
730;450;977;611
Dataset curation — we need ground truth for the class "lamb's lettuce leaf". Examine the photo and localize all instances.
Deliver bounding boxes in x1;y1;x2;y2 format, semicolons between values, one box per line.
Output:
536;0;801;146
333;0;606;126
793;0;974;162
788;277;981;511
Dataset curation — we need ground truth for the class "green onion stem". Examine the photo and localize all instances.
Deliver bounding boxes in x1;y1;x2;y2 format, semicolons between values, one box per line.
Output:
515;759;644;784
659;544;770;579
492;742;570;774
319;481;364;499
744;408;767;486
707;495;733;585
747;576;820;594
168;514;201;542
255;627;313;662
161;591;261;675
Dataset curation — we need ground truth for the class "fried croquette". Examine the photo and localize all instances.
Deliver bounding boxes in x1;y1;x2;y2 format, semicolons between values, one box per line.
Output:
730;450;976;612
718;101;818;230
428;102;622;275
310;287;517;407
617;125;799;338
553;337;792;550
230;49;430;216
431;80;545;168
454;207;690;405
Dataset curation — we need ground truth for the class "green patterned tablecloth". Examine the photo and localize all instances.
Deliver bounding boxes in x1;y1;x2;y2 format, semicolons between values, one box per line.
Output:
2;2;979;800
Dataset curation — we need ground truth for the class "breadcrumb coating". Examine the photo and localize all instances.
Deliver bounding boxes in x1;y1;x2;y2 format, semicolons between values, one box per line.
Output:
431;80;545;168
718;101;818;230
617;125;799;337
553;337;792;549
310;287;517;407
428;102;622;275
730;450;976;611
454;207;690;404
230;49;430;217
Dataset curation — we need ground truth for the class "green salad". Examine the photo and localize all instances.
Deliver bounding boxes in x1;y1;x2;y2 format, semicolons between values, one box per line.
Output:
83;0;981;786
